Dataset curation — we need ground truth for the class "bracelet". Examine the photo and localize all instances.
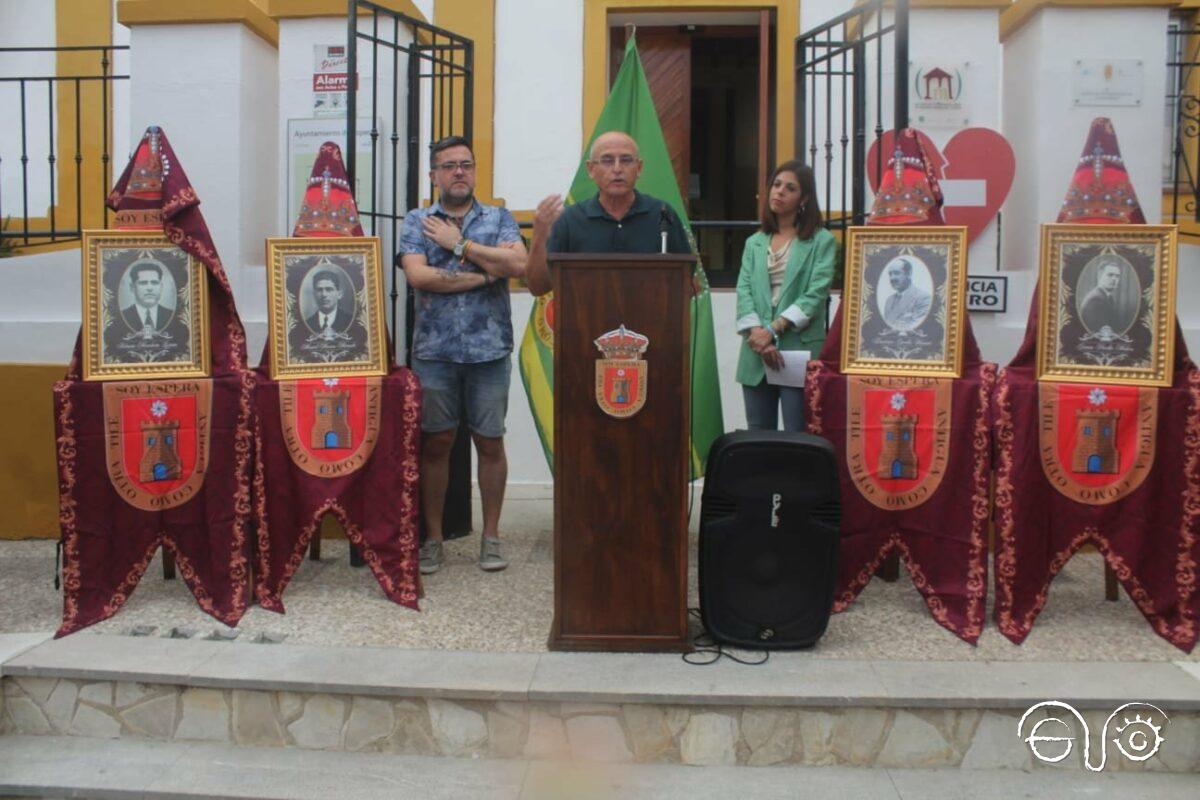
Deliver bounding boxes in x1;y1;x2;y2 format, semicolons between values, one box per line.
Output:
770;328;780;348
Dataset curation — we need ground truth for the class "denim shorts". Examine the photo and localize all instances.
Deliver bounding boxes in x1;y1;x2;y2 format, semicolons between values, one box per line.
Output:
412;355;511;438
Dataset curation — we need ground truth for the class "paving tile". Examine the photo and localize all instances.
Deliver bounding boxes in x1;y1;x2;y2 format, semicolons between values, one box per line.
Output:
1175;661;1200;684
529;651;887;706
520;761;901;799
189;642;539;700
887;766;1200;799
0;733;186;797
2;633;221;683
872;661;1200;711
154;741;528;800
0;632;53;672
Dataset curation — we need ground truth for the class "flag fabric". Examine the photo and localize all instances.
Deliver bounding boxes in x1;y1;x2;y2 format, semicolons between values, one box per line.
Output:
518;34;724;477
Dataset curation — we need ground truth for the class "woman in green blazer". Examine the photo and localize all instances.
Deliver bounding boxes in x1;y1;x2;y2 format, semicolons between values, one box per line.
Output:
735;160;837;431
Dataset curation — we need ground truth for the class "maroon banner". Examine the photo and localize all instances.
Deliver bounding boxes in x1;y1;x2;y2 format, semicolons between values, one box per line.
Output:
808;310;994;643
251;142;420;611
993;300;1200;652
252;370;421;611
55;127;254;637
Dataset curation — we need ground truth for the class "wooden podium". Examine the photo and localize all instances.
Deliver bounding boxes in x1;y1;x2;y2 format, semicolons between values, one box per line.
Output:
548;253;696;652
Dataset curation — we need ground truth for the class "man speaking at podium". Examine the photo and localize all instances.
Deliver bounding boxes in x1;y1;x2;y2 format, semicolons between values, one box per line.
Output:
525;131;690;295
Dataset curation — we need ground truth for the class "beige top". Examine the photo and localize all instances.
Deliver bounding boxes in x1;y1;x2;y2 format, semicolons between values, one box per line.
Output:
766;237;793;307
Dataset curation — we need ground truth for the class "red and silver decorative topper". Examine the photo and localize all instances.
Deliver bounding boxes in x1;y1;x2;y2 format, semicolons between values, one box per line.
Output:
594;324;649;419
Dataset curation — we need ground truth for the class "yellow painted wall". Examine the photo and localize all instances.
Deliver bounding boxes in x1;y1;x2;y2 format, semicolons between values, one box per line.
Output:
0;365;67;539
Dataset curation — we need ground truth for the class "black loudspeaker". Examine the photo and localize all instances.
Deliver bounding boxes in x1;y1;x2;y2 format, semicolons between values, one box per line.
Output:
699;431;841;649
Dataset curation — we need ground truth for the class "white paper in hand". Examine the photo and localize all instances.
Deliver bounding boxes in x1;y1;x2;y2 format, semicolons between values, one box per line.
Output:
764;351;810;388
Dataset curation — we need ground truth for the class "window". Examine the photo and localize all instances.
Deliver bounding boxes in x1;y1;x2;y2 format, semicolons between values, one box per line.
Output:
166;435;174;445
1084;426;1092;436
886;431;893;441
902;430;910;441
319;405;327;413
1103;426;1111;437
147;437;156;446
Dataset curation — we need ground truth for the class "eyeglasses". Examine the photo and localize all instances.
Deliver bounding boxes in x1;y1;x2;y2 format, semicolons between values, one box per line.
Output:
592;155;639;168
435;160;475;173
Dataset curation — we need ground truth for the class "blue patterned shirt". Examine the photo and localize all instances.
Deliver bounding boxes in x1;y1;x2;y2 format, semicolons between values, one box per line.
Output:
400;200;522;363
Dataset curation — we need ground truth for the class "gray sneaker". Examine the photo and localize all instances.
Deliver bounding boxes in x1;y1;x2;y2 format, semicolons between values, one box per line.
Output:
478;536;508;572
419;539;444;575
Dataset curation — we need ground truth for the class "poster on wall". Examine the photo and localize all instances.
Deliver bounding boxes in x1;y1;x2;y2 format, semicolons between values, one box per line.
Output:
910;61;969;129
314;44;355;118
286;118;377;232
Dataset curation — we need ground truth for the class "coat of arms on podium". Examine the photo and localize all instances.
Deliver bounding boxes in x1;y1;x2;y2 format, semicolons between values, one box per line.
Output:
594;325;648;418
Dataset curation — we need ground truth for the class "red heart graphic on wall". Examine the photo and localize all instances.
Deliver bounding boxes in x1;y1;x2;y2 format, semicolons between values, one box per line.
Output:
867;128;1015;243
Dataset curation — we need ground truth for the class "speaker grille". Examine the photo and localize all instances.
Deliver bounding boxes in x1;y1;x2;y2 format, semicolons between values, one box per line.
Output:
810;499;840;528
700;495;736;523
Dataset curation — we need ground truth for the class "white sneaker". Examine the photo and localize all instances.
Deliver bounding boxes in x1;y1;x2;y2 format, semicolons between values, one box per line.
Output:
478;536;508;572
419;539;444;575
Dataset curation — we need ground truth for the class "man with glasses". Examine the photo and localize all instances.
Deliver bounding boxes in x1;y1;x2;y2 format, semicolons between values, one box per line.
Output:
525;131;690;296
400;136;527;575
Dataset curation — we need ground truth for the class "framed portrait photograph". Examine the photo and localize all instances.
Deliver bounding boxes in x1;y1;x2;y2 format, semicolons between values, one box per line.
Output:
1037;224;1177;387
841;226;968;378
81;230;210;381
266;237;388;380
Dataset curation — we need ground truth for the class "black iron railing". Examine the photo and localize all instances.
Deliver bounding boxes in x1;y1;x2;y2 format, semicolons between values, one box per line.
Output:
796;0;908;244
1167;22;1200;233
346;0;473;336
0;45;128;247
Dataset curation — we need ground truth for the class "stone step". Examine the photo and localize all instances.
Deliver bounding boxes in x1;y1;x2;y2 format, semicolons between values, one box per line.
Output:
1;735;1199;799
2;634;1199;772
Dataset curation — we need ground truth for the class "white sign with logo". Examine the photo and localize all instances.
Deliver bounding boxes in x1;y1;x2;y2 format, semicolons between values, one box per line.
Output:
1072;59;1144;107
910;61;969;128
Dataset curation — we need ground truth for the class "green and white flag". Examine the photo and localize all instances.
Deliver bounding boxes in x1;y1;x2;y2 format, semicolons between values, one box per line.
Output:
518;34;724;477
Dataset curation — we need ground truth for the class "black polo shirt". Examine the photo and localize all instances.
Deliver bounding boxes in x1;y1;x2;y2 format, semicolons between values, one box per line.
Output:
547;191;691;255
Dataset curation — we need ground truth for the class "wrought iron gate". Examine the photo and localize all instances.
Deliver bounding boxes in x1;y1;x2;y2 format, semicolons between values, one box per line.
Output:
796;0;909;240
345;0;474;342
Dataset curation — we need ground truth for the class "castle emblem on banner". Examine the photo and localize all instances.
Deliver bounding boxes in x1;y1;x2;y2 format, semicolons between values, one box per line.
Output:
102;381;212;511
1038;383;1156;504
878;393;919;480
594;325;649;418
279;376;382;477
847;378;952;510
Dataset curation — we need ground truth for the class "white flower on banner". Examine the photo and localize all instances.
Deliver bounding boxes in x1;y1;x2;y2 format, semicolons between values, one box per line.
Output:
150;400;168;419
323;378;340;388
1089;387;1108;407
890;392;907;411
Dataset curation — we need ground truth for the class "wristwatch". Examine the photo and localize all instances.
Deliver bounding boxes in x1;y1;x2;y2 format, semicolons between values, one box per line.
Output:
453;237;469;258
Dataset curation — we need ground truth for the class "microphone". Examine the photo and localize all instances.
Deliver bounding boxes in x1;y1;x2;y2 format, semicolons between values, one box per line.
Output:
660;205;669;254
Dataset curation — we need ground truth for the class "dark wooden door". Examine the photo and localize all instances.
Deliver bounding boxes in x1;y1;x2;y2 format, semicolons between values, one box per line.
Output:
615;28;691;205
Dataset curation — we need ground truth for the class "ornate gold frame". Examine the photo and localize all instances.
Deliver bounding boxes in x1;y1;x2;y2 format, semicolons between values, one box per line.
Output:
266;236;389;380
1037;224;1177;387
841;226;968;378
81;230;211;381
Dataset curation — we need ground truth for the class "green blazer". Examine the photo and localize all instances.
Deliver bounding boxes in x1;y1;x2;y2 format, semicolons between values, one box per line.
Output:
735;227;838;386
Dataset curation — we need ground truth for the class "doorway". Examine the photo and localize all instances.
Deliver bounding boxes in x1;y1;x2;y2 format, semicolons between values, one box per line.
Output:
610;14;775;287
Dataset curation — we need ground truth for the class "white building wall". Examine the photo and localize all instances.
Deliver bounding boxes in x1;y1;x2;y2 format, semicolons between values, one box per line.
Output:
128;23;279;360
493;0;584;209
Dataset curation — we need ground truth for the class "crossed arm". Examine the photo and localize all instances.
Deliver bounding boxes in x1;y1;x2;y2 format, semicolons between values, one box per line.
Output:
401;215;528;293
